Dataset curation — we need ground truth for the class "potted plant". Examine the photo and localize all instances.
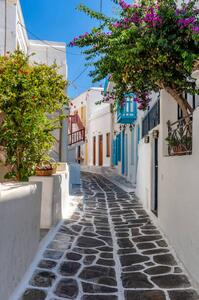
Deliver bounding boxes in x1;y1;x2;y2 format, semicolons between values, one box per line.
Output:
35;161;53;176
165;135;192;156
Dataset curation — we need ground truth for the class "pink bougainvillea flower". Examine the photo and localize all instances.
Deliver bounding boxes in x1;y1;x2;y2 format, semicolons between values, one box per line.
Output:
192;26;199;33
178;16;196;28
119;0;132;10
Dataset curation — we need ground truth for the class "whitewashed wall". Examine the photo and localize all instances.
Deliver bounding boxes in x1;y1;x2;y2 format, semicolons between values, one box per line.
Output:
158;91;199;288
136;138;153;209
70;88;112;167
0;0;18;55
136;90;199;288
0;182;42;300
88;104;112;167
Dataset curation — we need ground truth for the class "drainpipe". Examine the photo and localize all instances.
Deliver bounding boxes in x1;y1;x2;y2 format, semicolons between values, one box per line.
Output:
4;0;7;55
60;105;69;162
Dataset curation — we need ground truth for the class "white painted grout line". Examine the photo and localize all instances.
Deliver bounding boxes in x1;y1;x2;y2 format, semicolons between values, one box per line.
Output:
10;193;82;300
81;169;135;193
10;173;199;300
105;194;125;300
9;219;64;300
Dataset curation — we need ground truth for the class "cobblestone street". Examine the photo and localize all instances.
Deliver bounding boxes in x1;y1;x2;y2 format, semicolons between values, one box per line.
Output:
20;172;199;300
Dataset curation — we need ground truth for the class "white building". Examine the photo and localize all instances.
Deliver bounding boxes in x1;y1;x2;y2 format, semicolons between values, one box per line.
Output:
105;80;139;185
0;0;68;162
136;89;199;289
70;87;112;167
105;73;199;288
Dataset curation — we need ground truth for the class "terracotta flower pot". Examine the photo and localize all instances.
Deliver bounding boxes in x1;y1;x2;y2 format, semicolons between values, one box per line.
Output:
171;144;187;156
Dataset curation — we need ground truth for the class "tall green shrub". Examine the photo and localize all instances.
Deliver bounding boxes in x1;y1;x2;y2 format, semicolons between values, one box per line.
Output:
0;50;68;181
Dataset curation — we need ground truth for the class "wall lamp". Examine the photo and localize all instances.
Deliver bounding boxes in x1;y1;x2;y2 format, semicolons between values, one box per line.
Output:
152;130;159;139
144;135;150;143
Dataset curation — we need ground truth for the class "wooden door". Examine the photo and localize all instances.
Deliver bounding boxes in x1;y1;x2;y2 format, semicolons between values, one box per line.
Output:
99;135;103;166
93;136;96;166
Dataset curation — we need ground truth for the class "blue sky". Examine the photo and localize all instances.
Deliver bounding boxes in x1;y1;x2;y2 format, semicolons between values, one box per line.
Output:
20;0;130;99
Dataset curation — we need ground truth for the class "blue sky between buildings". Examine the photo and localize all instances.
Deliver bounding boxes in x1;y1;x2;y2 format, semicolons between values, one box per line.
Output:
20;0;131;99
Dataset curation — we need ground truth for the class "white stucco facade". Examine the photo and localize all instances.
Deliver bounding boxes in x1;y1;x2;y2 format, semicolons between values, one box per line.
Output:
70;88;112;167
136;90;199;288
0;182;42;300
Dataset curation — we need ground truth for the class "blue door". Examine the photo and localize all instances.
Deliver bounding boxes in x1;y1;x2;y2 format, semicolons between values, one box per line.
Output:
125;134;128;176
112;140;117;165
117;133;121;162
122;130;125;175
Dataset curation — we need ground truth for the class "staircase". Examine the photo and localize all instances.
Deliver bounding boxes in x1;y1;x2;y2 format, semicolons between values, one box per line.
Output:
68;114;85;146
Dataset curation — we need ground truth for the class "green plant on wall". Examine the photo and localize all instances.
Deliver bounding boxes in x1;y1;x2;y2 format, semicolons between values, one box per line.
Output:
0;50;68;181
69;0;199;115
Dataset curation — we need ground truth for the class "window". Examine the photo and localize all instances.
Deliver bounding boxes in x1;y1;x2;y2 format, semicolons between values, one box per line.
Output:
106;133;110;157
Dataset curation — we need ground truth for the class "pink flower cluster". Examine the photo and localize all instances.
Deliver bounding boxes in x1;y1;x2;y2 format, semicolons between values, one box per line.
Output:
113;21;123;29
112;6;162;30
143;8;162;27
192;26;199;33
134;92;151;110
178;16;196;28
119;0;132;10
69;32;89;47
103;92;115;104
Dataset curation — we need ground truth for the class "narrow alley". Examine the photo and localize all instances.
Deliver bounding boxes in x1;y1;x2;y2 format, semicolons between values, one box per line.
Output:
19;172;198;300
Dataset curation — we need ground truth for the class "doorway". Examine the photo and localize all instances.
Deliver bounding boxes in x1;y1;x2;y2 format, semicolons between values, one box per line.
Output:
99;135;103;166
152;138;158;215
125;134;128;176
93;136;96;166
77;146;81;164
121;131;125;175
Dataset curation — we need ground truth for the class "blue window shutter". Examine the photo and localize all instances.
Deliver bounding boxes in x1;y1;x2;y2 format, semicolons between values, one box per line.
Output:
118;133;121;162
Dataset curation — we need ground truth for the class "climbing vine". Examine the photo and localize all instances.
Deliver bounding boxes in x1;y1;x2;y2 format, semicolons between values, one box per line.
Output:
70;0;199;114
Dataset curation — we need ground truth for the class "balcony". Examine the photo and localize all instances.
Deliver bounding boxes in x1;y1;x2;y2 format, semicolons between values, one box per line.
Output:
68;114;85;146
142;97;160;137
117;96;137;124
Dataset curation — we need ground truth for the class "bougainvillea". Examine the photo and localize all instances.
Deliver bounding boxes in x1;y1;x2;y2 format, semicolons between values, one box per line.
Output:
69;0;199;114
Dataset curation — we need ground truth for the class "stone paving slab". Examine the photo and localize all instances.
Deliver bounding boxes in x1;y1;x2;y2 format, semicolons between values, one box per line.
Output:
19;172;199;300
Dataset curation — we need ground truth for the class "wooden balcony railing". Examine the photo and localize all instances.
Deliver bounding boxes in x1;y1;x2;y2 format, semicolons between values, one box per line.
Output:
68;128;85;146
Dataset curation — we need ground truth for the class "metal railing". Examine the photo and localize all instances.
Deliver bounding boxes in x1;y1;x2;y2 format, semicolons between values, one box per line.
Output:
142;97;160;138
167;115;192;156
